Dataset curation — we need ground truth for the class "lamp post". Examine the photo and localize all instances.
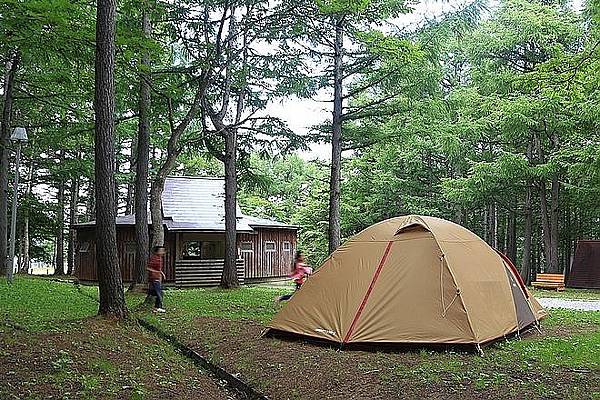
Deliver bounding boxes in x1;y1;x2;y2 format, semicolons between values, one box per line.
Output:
6;127;27;283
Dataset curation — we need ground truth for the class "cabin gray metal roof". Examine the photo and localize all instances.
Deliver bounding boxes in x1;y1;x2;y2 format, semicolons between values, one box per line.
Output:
74;214;145;227
162;176;251;231
74;176;297;232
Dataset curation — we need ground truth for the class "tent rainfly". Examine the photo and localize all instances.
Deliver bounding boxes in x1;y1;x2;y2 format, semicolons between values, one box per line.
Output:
268;215;546;348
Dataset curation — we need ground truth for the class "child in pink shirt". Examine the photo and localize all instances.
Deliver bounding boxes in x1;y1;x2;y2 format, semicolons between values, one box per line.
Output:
278;252;312;302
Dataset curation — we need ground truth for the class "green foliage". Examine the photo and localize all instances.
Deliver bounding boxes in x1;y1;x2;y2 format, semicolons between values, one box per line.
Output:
316;0;371;14
2;0;599;280
315;0;600;276
315;0;410;18
238;154;330;265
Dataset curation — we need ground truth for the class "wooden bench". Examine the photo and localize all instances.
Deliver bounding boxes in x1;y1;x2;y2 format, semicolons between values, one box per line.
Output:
531;273;565;291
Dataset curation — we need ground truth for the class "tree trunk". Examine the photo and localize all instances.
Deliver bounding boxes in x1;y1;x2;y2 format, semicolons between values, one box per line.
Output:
564;202;572;278
149;81;206;246
18;162;32;273
328;15;343;255
115;141;121;213
550;133;561;274
490;202;498;249
54;172;66;275
521;143;533;284
67;177;79;275
539;180;552;270
19;217;29;273
534;132;553;273
125;140;135;215
150;179;164;247
221;128;239;289
455;207;464;225
549;170;560;273
488;202;497;248
17;225;22;274
94;0;127;317
131;2;152;289
538;231;544;277
530;226;537;283
506;207;517;264
87;179;95;220
0;51;20;277
149;79;206;247
521;188;533;284
498;210;506;254
483;206;489;243
125;171;134;214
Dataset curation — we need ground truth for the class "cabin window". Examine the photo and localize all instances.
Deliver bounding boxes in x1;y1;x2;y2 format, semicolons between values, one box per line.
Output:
202;241;224;259
240;242;253;253
182;240;224;259
79;242;90;253
183;241;202;259
282;241;291;252
265;241;277;252
124;242;136;255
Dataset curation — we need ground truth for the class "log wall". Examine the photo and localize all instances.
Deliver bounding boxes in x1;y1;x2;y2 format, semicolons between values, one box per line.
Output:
238;228;297;280
74;226;176;282
175;259;245;287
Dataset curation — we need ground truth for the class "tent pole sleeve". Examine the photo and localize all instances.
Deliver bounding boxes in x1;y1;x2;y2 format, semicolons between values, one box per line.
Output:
342;240;394;344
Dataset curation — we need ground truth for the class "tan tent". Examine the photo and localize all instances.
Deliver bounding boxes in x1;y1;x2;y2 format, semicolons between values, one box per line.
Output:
268;215;546;347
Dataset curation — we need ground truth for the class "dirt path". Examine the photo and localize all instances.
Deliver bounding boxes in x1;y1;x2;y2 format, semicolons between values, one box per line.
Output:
538;297;600;311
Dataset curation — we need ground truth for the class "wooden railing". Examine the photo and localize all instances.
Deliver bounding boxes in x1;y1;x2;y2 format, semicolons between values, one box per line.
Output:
175;259;245;288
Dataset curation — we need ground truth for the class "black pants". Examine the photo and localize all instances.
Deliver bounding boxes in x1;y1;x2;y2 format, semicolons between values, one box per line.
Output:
279;283;302;302
151;280;163;309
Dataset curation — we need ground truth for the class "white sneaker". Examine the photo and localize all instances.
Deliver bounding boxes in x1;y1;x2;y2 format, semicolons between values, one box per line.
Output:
156;308;166;313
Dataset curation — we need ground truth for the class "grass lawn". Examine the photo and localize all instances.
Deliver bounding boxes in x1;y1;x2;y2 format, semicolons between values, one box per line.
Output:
529;287;600;300
1;276;599;399
142;285;600;400
0;276;230;400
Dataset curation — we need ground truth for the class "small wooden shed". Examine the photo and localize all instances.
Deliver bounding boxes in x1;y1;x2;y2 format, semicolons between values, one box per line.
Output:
566;240;600;289
74;176;298;287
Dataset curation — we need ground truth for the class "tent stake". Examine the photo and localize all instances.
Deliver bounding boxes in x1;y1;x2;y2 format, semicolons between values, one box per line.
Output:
476;343;484;357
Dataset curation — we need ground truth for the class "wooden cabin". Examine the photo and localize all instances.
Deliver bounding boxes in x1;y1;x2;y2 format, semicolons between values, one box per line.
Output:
74;177;298;287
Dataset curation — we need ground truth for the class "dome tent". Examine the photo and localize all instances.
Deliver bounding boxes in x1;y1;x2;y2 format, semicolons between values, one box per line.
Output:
268;216;546;347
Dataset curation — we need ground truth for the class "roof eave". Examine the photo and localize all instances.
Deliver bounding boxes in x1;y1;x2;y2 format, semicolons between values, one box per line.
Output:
250;224;299;230
166;228;254;233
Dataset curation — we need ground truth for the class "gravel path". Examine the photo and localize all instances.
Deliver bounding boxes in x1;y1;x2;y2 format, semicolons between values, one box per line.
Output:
538;297;600;311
